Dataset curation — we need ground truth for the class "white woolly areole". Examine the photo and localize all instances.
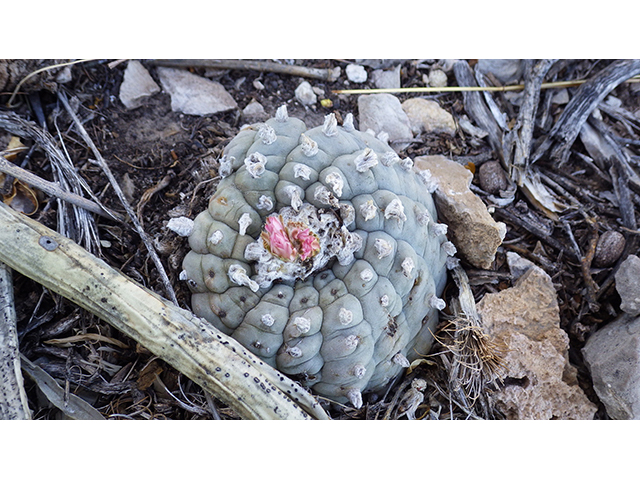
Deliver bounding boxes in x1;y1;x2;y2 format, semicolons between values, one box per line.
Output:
381;151;400;167
345;334;359;349
375;238;393;259
401;257;415;277
360;200;377;221
360;268;374;282
292;316;311;335
208;230;224;245
352;363;367;379
275;105;288;122
218;155;233;178
343;113;355;131
339;307;353;325
392;353;411;368
238;213;252;236
322;113;338;137
380;294;390;307
325;171;344;197
384;198;407;222
293;163;312;181
257;195;274;211
347;388;363;409
429;295;446;310
300;134;318;157
258;123;277;145
244;152;268;178
354;148;378;173
442;241;457;256
432;222;448;236
418;168;438;193
286;345;302;357
167;216;194;237
261;313;275;327
228;264;259;292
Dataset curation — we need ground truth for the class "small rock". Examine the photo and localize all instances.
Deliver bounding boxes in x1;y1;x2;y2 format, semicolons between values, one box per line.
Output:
119;60;161;110
616;255;640;315
593;230;626;267
371;65;401;89
346;64;368;83
358;94;413;151
253;79;265;90
427;69;448;88
294;81;317;106
242;100;267;121
414;155;506;269
401;98;456;136
478;160;509;195
157;67;237;116
479;265;597;419
583;314;640;419
476;59;524;85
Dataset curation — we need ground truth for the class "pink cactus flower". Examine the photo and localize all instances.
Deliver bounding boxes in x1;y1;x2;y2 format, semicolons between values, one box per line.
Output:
289;224;320;261
261;215;297;261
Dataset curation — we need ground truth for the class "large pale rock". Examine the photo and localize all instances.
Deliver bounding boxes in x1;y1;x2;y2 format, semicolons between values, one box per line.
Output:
157;67;237;116
358;93;413;150
414;155;506;269
583;314;640;419
615;255;640;315
478;265;597;419
119;60;160;109
402;98;456;136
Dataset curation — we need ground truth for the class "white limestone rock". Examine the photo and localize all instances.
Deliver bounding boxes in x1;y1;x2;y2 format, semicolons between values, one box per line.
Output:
479;265;597;420
119;60;160;109
583;313;640;419
295;81;317;106
157;67;237;116
402;98;456;136
414;155;506;269
358;93;413;151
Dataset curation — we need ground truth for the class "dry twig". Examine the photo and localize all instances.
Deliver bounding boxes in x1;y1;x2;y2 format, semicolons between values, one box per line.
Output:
57;91;179;306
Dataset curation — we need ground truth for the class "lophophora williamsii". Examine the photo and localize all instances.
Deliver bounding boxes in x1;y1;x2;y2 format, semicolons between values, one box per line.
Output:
180;106;452;408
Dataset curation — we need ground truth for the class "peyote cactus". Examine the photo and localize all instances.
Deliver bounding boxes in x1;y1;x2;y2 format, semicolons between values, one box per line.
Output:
181;106;452;408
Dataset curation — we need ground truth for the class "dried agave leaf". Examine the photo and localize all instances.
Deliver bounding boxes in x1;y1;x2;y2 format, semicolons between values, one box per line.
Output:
20;355;105;420
520;170;568;220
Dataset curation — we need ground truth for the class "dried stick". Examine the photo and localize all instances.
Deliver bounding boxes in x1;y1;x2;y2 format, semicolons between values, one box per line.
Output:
504;59;556;184
148;59;341;82
452;60;504;160
0;263;31;419
531;59;640;165
0;201;328;420
0;154;124;222
57;91;178;306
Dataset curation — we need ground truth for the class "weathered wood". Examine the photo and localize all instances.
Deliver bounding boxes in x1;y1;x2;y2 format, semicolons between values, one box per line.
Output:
0;263;31;419
504;59;556;184
0;202;329;420
531;59;640;165
453;60;504;161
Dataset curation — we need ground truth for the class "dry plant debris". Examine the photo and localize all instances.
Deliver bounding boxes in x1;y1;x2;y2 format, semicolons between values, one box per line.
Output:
1;59;639;419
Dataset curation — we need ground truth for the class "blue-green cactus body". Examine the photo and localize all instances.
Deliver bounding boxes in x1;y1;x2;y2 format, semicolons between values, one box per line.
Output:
182;108;449;407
